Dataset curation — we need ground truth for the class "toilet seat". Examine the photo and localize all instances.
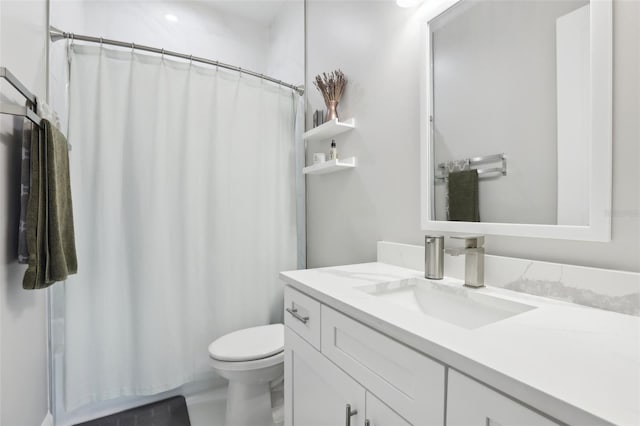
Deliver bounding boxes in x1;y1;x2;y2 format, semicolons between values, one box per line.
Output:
208;324;284;362
209;350;284;372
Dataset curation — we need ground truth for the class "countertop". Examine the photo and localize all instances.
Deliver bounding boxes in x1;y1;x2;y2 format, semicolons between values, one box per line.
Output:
280;262;640;426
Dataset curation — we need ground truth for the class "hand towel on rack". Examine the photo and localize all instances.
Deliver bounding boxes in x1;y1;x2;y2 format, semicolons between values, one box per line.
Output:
23;119;77;290
18;98;63;264
444;159;470;220
447;169;480;222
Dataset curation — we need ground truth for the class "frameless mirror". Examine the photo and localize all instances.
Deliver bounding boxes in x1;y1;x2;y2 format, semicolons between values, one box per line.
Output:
420;0;612;241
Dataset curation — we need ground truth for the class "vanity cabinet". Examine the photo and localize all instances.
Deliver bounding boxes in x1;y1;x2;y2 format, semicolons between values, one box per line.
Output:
285;327;366;426
284;287;442;426
447;370;559;426
284;286;562;426
321;305;445;425
285;327;411;426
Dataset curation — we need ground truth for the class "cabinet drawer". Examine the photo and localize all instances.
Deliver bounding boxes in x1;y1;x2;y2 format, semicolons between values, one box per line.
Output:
321;306;445;425
284;286;321;350
447;370;559;426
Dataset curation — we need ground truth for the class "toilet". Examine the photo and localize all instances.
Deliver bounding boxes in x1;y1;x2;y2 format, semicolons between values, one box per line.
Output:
208;324;284;426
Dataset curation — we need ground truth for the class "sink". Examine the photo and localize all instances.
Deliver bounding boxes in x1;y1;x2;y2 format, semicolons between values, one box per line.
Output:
357;278;535;329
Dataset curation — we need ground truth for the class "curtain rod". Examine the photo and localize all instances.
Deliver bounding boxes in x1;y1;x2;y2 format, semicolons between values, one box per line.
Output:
49;26;305;96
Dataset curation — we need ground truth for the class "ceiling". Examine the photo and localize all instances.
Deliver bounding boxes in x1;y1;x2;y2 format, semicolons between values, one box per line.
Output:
200;0;295;25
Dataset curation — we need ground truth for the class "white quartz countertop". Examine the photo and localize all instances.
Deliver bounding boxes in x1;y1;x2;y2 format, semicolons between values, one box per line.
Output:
280;262;640;426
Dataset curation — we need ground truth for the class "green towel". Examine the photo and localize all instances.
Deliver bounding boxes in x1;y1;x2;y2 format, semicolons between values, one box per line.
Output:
23;119;77;289
448;169;480;222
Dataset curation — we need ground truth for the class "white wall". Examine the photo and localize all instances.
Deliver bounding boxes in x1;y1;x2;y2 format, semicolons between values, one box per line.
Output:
266;1;305;85
50;0;275;136
0;1;50;425
50;1;271;74
306;0;423;267
49;0;305;136
305;0;640;273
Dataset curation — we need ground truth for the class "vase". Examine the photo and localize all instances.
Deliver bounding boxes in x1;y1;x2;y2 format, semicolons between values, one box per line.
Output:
326;100;339;122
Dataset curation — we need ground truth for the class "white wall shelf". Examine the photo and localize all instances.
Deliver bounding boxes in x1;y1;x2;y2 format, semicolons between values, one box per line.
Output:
303;118;355;142
303;157;357;175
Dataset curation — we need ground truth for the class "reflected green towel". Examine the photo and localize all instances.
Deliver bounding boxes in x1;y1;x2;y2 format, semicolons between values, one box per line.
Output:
448;169;480;222
23;119;77;289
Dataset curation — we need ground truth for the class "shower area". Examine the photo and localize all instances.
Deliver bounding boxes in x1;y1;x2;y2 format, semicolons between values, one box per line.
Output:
47;1;305;424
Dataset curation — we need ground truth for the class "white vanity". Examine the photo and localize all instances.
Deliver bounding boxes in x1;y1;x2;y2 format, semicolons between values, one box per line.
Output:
281;253;639;426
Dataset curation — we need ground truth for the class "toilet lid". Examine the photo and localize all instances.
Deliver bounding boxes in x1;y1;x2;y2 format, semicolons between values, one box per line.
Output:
208;324;284;362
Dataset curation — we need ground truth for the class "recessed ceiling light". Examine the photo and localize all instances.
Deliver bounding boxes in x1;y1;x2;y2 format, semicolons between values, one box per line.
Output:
396;0;424;7
165;14;178;22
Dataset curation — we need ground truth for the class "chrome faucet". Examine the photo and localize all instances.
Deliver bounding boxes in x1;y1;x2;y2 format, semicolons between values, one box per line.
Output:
445;235;485;288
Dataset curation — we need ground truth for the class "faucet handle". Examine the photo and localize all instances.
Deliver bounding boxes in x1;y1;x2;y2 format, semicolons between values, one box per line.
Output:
450;235;485;248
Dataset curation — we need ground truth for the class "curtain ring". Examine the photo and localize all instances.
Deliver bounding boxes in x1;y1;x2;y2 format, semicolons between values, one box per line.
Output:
189;54;193;65
238;67;242;76
131;42;135;54
215;60;219;71
161;48;165;60
99;37;103;48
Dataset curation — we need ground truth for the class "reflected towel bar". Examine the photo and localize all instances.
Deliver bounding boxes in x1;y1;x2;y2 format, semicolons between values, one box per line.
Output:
435;153;506;182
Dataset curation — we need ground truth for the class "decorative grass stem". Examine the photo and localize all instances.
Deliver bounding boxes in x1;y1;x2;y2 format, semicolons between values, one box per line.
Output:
313;70;347;122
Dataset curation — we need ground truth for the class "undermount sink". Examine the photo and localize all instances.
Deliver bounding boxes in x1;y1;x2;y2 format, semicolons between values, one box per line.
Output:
357;278;535;329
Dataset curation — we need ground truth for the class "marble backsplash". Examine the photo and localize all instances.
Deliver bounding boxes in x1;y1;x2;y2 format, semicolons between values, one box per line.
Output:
378;241;640;316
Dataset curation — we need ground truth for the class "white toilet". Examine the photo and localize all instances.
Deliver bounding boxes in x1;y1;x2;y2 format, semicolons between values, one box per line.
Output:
208;324;284;426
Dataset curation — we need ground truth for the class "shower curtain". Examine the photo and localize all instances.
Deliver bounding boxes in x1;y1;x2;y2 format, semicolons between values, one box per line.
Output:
55;45;300;411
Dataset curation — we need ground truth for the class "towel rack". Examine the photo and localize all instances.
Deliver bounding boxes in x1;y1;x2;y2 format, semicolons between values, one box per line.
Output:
435;153;506;182
0;66;42;126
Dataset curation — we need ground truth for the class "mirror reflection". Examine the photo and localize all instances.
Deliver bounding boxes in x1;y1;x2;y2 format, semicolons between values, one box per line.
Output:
431;0;590;225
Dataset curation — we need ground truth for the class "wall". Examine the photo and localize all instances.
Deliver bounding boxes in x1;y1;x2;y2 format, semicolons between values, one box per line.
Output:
49;0;306;134
49;0;281;137
306;0;640;273
50;1;272;74
0;1;50;425
266;1;305;86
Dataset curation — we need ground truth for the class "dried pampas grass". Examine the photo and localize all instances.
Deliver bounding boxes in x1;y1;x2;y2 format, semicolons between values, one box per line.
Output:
313;70;347;105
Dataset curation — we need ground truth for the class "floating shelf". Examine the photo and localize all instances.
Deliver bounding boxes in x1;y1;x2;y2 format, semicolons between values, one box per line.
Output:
303;118;355;142
303;157;357;175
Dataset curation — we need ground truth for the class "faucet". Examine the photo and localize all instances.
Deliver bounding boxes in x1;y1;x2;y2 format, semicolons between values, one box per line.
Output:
445;235;485;288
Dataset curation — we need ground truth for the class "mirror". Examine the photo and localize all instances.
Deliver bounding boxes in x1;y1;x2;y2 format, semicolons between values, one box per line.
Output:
420;0;612;241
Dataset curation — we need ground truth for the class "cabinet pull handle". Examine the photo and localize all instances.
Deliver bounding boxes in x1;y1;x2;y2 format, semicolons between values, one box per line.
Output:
345;404;358;426
286;306;309;324
365;420;371;426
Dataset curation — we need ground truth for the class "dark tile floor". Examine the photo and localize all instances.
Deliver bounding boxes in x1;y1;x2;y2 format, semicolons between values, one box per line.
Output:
76;396;191;426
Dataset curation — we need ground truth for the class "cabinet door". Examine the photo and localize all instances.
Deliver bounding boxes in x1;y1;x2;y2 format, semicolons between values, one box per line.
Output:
365;392;412;426
285;327;366;426
321;305;445;425
447;370;559;426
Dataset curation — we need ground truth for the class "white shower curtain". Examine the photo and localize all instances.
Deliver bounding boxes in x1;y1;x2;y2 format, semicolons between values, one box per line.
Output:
57;45;300;410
